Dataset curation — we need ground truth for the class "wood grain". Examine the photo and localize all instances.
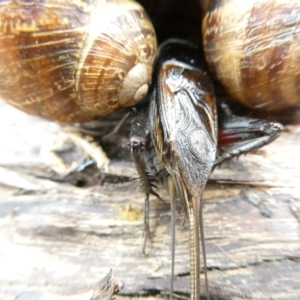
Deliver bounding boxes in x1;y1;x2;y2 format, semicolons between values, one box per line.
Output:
0;101;299;300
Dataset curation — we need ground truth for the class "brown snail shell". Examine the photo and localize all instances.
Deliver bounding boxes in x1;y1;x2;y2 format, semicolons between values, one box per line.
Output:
202;0;300;111
0;0;157;123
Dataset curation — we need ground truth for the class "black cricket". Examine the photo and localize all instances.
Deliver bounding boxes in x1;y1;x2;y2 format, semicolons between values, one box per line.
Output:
128;39;283;300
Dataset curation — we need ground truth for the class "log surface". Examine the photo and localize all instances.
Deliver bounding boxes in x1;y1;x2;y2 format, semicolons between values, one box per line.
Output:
0;102;299;300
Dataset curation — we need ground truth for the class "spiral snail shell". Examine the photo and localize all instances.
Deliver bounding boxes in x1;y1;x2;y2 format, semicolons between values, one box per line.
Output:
0;0;157;123
202;0;300;111
1;0;300;122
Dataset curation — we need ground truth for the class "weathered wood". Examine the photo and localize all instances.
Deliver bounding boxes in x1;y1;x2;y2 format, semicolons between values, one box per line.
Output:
0;102;299;300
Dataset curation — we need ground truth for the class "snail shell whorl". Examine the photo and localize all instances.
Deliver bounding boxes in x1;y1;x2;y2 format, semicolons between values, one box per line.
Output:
202;0;300;111
0;0;157;123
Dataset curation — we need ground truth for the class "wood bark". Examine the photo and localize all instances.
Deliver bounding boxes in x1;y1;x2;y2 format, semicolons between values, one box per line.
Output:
0;102;299;300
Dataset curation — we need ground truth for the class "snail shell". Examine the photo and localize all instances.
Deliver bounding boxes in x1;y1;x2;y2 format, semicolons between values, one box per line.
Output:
0;0;157;123
202;0;300;111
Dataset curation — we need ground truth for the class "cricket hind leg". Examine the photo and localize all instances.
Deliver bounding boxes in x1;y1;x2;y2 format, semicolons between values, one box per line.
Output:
200;194;209;299
128;110;165;254
128;137;163;254
167;177;177;299
215;101;283;167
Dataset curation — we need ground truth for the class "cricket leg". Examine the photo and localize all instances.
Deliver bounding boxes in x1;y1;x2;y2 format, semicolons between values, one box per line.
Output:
215;102;283;166
167;176;177;299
